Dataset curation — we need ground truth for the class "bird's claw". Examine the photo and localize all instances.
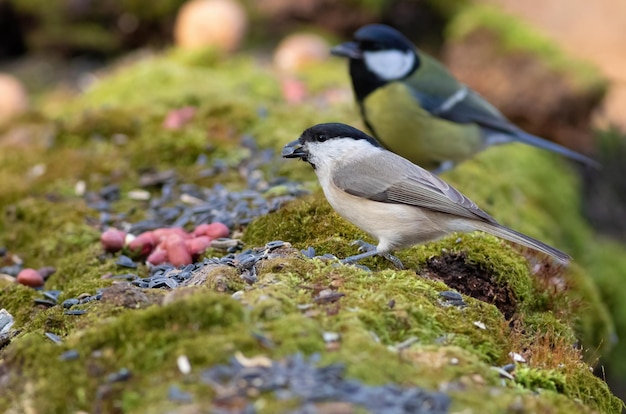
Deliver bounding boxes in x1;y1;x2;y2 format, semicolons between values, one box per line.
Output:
350;239;377;253
342;240;405;270
382;253;405;270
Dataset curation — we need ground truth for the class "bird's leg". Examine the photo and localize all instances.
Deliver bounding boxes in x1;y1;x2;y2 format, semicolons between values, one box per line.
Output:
341;240;405;269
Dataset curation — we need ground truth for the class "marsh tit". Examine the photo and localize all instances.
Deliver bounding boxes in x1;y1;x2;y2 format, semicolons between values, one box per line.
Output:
282;122;570;267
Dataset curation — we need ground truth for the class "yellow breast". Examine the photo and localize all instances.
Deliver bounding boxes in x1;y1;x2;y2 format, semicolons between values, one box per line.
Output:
363;82;483;170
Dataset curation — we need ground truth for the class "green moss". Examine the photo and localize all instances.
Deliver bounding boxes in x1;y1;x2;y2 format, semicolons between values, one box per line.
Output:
410;233;535;306
200;265;248;293
516;366;567;393
0;284;40;328
1;197;103;270
2;249;623;412
585;239;626;373
2;292;247;412
243;193;366;255
566;264;615;360
445;4;607;93
512;364;623;413
522;311;577;345
565;369;625;414
57;54;281;115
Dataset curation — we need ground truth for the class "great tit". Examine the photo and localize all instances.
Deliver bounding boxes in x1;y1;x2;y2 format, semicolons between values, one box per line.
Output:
331;24;598;173
282;122;570;267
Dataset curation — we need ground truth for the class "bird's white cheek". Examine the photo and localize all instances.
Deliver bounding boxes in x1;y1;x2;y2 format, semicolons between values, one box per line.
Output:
364;50;415;81
306;141;350;170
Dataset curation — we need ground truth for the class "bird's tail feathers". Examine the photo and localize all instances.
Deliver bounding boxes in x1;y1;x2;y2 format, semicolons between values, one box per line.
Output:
472;222;571;264
511;130;600;168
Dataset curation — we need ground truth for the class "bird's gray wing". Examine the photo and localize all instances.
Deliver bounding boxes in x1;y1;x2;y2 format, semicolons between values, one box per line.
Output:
333;152;497;224
413;86;600;165
409;85;518;135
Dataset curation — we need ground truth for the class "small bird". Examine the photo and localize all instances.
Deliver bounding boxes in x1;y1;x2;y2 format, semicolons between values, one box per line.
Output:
331;24;598;173
282;122;570;267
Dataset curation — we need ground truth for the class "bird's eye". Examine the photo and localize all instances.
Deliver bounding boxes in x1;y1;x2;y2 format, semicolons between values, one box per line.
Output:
317;134;328;142
361;40;382;51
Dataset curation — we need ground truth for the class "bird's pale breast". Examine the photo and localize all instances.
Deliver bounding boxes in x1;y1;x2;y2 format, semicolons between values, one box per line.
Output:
322;177;453;252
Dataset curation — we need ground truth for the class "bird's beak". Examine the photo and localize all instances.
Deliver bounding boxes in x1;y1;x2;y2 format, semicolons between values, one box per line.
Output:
330;41;363;59
282;140;307;159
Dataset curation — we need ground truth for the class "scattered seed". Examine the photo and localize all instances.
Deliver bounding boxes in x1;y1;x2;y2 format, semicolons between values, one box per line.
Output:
234;352;273;368
107;368;132;383
38;267;57;280
438;290;467;308
490;366;515;381
168;385;193;403
502;363;516;373
0;309;14;335
313;291;344;304
0;264;21;277
164;279;179;289
322;332;340;343
251;332;275;349
128;189;151;201
301;247;315;258
106;273;139;281
231;291;244;300
99;184;121;202
115;255;137;269
42;290;61;302
79;295;97;304
65;309;87;316
62;298;80;308
241;269;258;285
439;291;462;301
394;337;419;350
201;353;451;413
265;240;286;250
509;352;526;363
75;181;86;196
45;332;63;344
34;299;57;307
59;350;80;361
473;321;486;330
83;140;310;293
315;253;338;261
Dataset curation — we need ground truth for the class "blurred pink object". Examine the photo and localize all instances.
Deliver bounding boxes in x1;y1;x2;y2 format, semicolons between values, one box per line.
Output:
0;74;28;125
274;33;329;73
163;106;196;130
281;78;308;104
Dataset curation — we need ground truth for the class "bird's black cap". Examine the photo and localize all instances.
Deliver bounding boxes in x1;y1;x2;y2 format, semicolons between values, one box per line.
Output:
300;123;382;147
353;24;413;53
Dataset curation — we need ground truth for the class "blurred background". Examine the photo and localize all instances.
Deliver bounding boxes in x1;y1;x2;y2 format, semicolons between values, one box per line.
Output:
1;0;625;404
